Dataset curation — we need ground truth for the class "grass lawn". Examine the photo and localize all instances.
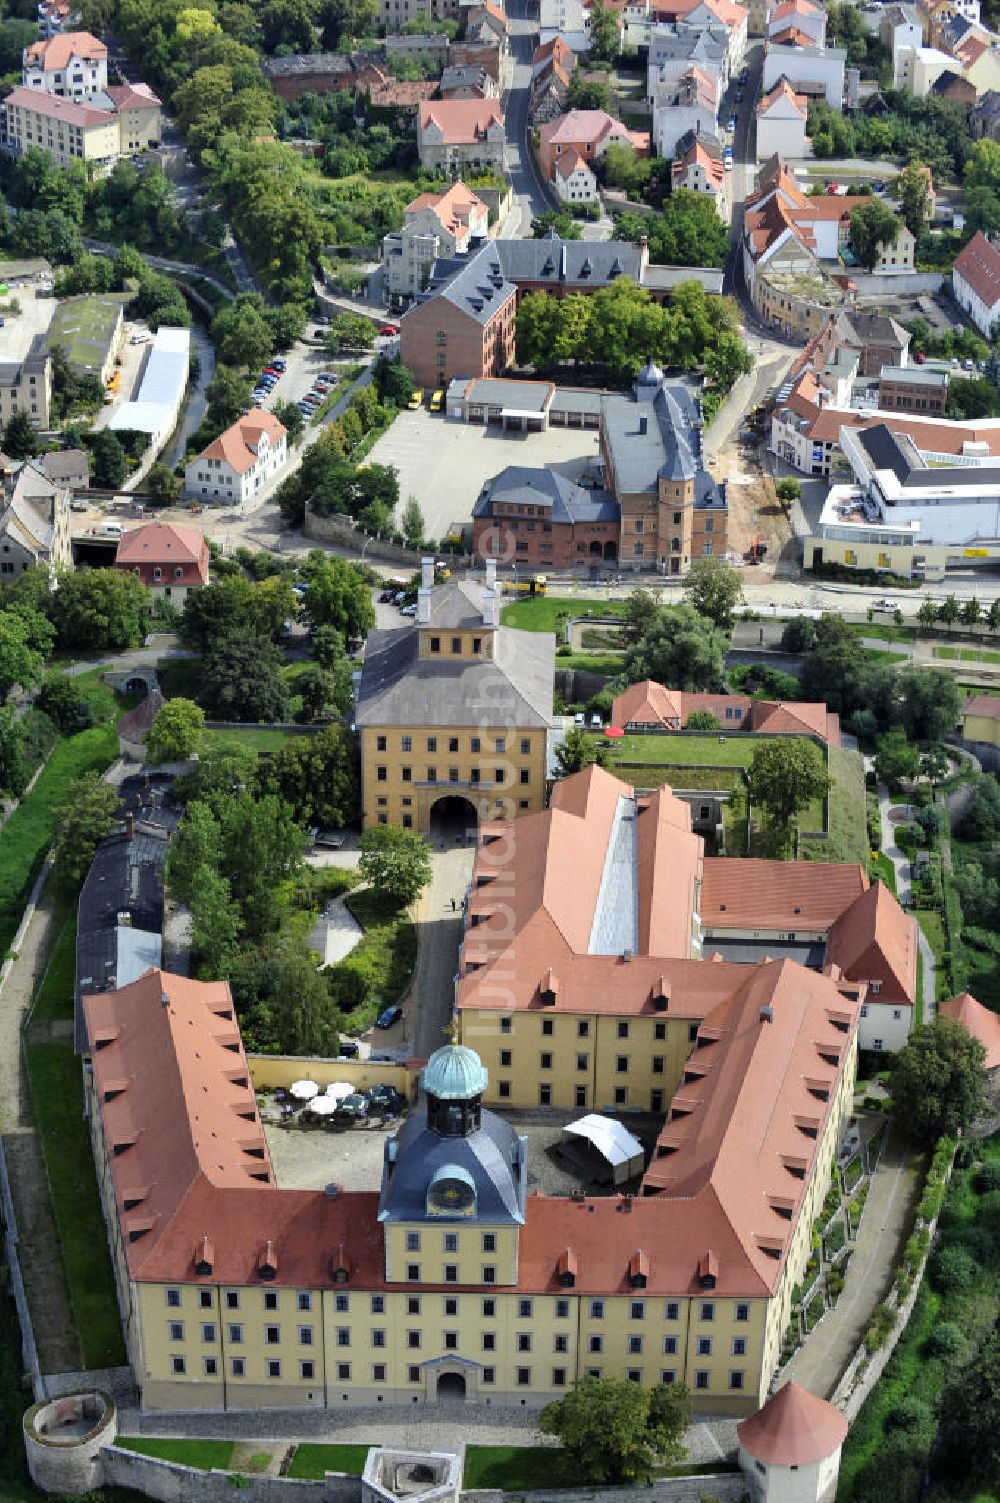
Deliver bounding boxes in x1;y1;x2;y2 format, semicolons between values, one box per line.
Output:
0;723;117;957
616;763;744;793
207;727;311;753
287;1444;372;1479
463;1447;566;1489
119;1439;234;1470
915;909;946;1000
870;851;897;893
605;732;755;767
503;596;630;632
311;363;364;424
800;745;867;865
25;1042;126;1368
934;645;1000;663
860;647;910;664
30;908;76;1022
326;887;417;1034
562;652;625;674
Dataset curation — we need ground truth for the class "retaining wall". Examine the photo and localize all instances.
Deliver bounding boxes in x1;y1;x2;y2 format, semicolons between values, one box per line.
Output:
101;1447;361;1503
303;510;425;567
464;1475;746;1503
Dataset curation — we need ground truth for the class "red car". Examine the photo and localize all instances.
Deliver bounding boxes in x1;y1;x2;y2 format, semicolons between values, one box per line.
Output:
379;324;398;336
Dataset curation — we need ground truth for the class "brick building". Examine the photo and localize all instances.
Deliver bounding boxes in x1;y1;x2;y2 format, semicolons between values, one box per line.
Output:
601;361;726;574
399;249;517;388
416;99;506;171
472;464;619;568
877;364;948;415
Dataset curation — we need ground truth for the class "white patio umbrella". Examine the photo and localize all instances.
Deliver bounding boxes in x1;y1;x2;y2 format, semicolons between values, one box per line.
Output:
325;1081;353;1101
307;1095;339;1116
290;1079;319;1100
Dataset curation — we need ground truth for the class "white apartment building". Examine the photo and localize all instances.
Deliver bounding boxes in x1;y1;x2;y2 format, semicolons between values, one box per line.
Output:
382;180;490;298
184;409;288;505
22;30;107;99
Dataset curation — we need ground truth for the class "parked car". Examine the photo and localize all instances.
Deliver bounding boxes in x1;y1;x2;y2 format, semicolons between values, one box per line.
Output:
376;1004;403;1029
735;91;743;103
574;711;586;726
401;603;417;617
429;389;445;412
724;148;734;169
727;114;737;131
408;388;425;410
272;357;287;370
964;358;976;370
366;1084;403;1114
379;588;396;602
379;323;399;336
873;597;900;611
590;714;603;729
334;1093;369;1119
337;1038;360;1058
738;66;749;83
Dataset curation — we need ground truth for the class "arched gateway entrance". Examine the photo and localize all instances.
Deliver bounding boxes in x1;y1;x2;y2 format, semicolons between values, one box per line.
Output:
436;1371;468;1401
429;795;478;845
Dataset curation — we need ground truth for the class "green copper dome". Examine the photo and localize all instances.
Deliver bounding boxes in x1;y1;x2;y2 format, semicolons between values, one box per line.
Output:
423;1043;489;1100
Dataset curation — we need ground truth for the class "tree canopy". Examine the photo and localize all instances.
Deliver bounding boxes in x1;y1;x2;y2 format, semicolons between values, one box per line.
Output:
891;1017;987;1144
683;558;743;629
50;772;120;897
540;1377;689;1483
146;698;206;763
358;825;431;907
619;603;728;692
746;738;830;854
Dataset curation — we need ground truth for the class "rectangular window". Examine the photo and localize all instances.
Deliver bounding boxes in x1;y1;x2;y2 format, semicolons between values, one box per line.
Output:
483;1266;496;1284
406;1231;421;1252
427;737;437;752
204;1357;218;1376
730;1371;744;1390
483;1297;496;1317
228;1323;243;1344
451;638;461;654
629;1335;643;1354
166;1289;181;1308
298;1293;312;1312
500;1050;512;1067
517;1367;531;1386
698;1337;713;1356
556;1299;570;1318
695;1371;709;1390
171;1356;186;1375
401;736;412;752
577;1053;588;1071
578;1020;590;1038
445;1298;458;1316
268;1360;282;1379
336;1328;350;1347
616;1055;629;1074
483;1233;496;1253
735;1303;749;1322
630;1301;645;1320
266;1325;280;1345
371;1296;385;1314
588;1335;603;1354
663;1336;677;1355
407;1331;421;1349
407;1264;420;1282
337;1363;351;1381
732;1337;747;1356
334;1294;348;1314
445;1265;458;1283
444;1234;458;1253
372;1329;386;1347
540;1052;552;1070
199;1291;213;1309
518;1333;532;1352
201;1323;216;1343
372;1363;386;1382
482;1367;495;1385
169;1322;184;1341
231;1357;245;1377
665;1302;679;1321
482;1332;496;1351
499;1017;512;1034
700;1303;715;1322
617;1021;629;1039
519;1299;533;1318
590;1300;604;1319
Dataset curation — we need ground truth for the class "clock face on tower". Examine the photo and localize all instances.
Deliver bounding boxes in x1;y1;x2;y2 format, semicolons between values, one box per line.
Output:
426;1172;477;1217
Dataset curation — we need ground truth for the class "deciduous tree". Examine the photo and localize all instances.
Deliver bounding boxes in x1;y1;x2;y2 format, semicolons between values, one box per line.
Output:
683;557;743;629
541;1378;689;1484
50;771;119;896
746;738;830;853
848;198;902;270
146;697;206;763
892;1017;986;1144
555;726;608;777
359;824;431;907
620;604;727;692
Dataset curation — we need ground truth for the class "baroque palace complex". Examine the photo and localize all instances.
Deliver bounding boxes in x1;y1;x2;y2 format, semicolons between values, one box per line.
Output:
81;580;921;1419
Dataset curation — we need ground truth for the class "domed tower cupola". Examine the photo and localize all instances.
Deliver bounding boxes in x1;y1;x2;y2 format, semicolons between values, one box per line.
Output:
422;1042;489;1138
635;358;664;394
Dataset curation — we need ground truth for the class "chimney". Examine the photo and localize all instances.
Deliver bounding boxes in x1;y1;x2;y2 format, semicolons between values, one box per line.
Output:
417;588;431;624
485;557;497;590
482;589;500;627
421;555;434;591
125;813;135;838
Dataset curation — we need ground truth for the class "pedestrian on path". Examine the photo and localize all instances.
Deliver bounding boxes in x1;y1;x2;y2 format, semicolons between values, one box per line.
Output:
450;897;456;912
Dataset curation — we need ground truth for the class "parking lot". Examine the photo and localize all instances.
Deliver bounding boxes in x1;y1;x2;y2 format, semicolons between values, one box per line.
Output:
365;409;603;541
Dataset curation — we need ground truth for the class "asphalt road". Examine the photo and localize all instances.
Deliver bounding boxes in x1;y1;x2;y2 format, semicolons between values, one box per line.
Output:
502;0;555;236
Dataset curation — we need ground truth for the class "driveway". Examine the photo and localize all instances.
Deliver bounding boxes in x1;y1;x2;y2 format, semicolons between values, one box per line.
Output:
364;410;601;541
781;1127;921;1399
410;847;475;1061
877;781;937;1021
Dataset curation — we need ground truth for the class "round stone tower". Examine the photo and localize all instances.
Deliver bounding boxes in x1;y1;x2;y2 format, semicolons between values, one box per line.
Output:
23;1391;116;1495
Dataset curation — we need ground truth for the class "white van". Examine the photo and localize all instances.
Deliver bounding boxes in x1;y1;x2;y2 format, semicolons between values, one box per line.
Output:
97;520;124;536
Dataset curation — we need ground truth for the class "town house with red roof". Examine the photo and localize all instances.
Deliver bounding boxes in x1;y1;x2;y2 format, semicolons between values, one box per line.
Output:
184;408;287;507
952;230;1000;339
22;29;107;98
417;99;506;171
382;180;490;299
537;109;649;189
115;520;209;604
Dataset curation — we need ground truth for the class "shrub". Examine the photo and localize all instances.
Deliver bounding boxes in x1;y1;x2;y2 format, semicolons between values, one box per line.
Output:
925;1321;965;1359
976;1161;1000;1194
930;1243;979;1295
886;1397;932;1433
864;1304;897;1352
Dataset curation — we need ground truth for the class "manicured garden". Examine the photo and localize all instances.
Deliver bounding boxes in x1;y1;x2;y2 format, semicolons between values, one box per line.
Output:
501;596;631;633
120;1439;235;1469
326;886;418;1036
287;1444;372;1479
603;732;758;768
24;1041;126;1368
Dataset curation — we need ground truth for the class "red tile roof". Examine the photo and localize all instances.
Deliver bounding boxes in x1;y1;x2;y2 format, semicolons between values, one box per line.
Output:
702;858;868;932
24;29;105;69
196;408;286;477
940;991;1000;1070
953;231;1000;313
826;881;918;1008
418;99;503;143
738;1381;848;1466
116;520;209;582
612;680;683;729
757;78;808;118
964;694;1000;721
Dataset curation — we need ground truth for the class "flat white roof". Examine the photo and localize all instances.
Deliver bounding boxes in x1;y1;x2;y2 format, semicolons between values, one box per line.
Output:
564;1114;644;1171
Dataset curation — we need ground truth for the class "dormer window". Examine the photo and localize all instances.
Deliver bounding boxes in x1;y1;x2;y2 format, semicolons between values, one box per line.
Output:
194;1236;214;1276
258;1241;278;1281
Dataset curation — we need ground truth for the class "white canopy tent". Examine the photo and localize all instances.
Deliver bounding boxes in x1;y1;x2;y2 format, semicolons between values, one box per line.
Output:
562;1115;645;1187
307;1095;340;1116
290;1079;319;1100
325;1081;354;1101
